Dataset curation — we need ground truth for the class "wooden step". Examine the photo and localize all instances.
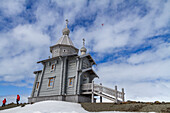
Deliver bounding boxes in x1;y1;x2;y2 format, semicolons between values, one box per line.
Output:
93;92;116;102
81;92;92;94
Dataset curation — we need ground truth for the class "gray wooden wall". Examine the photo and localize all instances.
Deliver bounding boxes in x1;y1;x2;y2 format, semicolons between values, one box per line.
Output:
32;72;42;97
66;57;77;95
32;55;96;98
39;59;61;96
82;57;91;69
52;45;78;57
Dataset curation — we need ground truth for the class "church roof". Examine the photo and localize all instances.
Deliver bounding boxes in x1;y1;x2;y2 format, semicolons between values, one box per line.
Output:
33;70;42;74
82;67;99;78
37;53;78;63
55;19;75;46
56;35;74;46
79;54;96;65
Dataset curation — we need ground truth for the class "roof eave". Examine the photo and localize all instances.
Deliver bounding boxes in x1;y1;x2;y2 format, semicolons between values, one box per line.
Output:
79;54;96;65
81;68;99;78
50;44;79;53
37;53;78;63
33;70;42;74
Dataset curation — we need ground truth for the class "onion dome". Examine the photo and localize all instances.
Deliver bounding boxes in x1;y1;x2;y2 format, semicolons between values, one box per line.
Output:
62;28;70;35
80;47;87;52
80;38;87;55
62;19;70;35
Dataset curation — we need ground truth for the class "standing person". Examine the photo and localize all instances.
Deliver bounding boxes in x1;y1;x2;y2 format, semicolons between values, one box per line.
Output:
2;98;6;107
16;95;20;105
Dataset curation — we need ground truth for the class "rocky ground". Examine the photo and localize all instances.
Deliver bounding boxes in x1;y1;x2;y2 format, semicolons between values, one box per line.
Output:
81;101;170;112
0;103;27;111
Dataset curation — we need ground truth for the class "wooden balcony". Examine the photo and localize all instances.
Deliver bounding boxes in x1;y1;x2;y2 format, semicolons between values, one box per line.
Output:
81;82;125;103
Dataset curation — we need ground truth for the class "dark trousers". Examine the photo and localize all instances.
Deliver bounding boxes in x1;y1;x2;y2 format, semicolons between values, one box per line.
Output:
2;103;5;107
16;99;19;105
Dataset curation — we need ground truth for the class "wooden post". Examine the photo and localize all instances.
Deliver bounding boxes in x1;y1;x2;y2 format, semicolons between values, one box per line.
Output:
74;57;79;95
122;88;125;102
100;83;102;103
59;57;64;95
36;63;46;97
91;81;94;103
115;85;118;103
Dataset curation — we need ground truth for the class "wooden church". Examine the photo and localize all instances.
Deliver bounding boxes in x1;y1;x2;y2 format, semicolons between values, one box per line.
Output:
28;20;125;103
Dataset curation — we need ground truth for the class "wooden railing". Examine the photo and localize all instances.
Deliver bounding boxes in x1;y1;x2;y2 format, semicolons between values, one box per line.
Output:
81;82;125;103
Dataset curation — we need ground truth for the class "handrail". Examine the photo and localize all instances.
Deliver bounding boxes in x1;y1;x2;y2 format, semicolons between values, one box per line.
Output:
81;83;92;90
81;83;125;102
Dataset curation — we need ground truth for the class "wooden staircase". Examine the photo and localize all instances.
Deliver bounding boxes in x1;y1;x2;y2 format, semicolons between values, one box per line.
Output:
93;92;116;102
81;82;125;103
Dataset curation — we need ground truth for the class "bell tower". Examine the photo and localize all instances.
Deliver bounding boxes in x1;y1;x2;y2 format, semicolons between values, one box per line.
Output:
50;19;79;57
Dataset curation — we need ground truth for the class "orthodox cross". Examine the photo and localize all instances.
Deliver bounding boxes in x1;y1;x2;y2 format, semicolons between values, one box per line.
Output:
66;19;68;28
83;38;85;47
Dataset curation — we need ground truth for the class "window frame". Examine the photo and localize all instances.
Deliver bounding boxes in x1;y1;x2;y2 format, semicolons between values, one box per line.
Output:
68;77;74;87
36;82;39;89
63;49;67;52
50;63;55;72
48;77;55;88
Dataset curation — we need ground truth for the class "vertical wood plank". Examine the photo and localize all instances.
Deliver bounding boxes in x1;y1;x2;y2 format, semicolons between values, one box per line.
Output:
74;57;79;94
100;83;102;103
59;57;64;95
91;81;94;103
62;57;68;95
115;85;118;103
36;63;46;97
31;73;38;97
77;58;83;95
122;88;125;102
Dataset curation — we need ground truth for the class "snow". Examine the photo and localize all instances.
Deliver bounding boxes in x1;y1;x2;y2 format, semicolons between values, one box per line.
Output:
0;101;155;113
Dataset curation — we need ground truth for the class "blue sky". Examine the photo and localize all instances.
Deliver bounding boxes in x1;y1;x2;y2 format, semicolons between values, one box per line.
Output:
0;0;170;103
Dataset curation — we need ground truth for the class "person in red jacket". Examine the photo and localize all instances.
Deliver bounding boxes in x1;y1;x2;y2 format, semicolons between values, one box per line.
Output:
2;98;6;107
16;95;20;105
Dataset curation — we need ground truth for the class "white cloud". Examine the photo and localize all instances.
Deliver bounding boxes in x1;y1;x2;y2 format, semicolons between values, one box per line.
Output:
33;0;170;54
94;52;170;101
124;81;170;102
96;59;170;83
0;24;50;85
128;43;170;64
70;0;170;55
0;0;26;16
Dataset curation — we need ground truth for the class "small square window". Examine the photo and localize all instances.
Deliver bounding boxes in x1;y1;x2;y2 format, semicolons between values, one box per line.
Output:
48;77;54;87
63;49;66;52
51;64;55;72
36;82;39;89
68;78;74;87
